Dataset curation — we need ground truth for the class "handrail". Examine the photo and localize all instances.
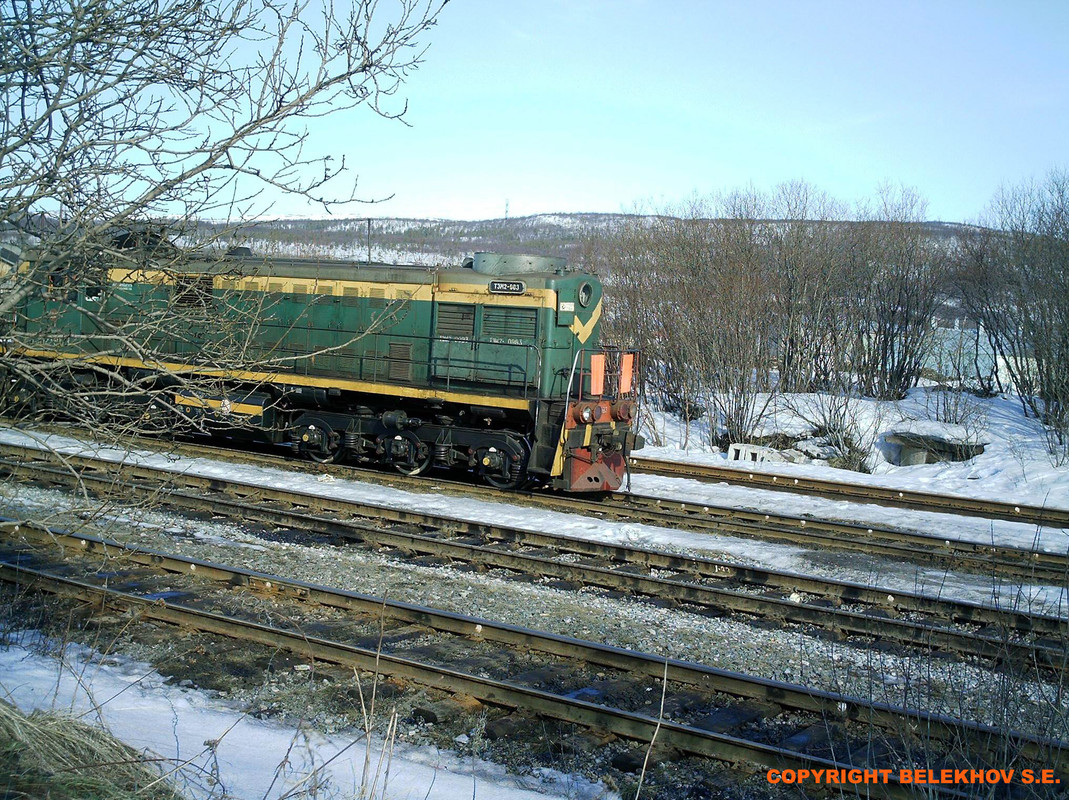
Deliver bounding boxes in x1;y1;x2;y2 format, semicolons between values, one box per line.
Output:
311;331;545;400
566;346;641;404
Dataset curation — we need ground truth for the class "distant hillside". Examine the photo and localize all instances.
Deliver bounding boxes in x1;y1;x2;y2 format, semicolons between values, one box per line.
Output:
197;213;636;265
2;213;976;267
198;213;977;266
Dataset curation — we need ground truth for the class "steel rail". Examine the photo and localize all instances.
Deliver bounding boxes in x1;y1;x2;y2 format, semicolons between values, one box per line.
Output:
2;522;1063;793
3;433;1066;583
2;453;1066;675
630;456;1069;530
21;453;1069;636
571;491;1069;585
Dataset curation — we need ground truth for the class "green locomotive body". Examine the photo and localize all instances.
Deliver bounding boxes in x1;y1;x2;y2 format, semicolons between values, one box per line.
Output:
11;250;642;491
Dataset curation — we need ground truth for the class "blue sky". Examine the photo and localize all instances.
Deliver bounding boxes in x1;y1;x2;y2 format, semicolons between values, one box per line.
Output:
289;0;1069;223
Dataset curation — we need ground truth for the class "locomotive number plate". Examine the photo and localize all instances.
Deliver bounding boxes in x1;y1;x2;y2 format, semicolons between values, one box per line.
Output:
489;280;526;295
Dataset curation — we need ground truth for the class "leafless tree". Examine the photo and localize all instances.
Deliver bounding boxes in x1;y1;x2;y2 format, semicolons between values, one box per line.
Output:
846;186;949;400
592;209;710;447
697;189;779;444
765;180;853;393
595;194;779;448
955;170;1069;459
0;0;444;441
2;0;444;250
597;183;956;464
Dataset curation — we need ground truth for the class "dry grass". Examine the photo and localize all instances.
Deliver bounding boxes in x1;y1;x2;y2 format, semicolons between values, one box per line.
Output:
0;698;185;800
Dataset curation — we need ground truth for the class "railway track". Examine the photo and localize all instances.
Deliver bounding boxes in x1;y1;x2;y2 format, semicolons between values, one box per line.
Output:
2;433;1065;585
4;419;1067;584
2;520;1064;798
1;445;1066;676
629;456;1069;530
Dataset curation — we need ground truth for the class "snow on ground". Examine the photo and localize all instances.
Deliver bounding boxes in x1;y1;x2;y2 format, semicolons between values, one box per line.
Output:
627;470;1069;555
256;241;457;267
638;389;1069;512
0;636;611;800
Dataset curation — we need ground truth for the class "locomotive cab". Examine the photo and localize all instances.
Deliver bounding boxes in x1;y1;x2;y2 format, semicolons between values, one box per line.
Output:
454;253;642;491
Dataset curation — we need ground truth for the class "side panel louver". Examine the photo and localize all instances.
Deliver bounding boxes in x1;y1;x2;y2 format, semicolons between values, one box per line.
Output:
482;307;537;340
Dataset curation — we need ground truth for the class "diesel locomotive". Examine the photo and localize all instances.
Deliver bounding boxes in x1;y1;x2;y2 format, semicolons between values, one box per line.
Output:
3;247;643;491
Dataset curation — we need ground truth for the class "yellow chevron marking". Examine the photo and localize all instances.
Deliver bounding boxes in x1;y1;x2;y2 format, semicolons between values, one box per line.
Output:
569;299;602;344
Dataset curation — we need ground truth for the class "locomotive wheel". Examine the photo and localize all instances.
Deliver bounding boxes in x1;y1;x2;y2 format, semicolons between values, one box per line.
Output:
394;451;432;476
307;447;337;464
483;465;528;490
0;375;37;418
390;432;432;476
481;441;529;490
297;417;339;464
483;471;525;490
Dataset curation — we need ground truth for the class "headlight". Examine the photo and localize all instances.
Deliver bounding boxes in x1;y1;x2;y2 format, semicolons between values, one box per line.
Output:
578;282;593;307
573;402;607;424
